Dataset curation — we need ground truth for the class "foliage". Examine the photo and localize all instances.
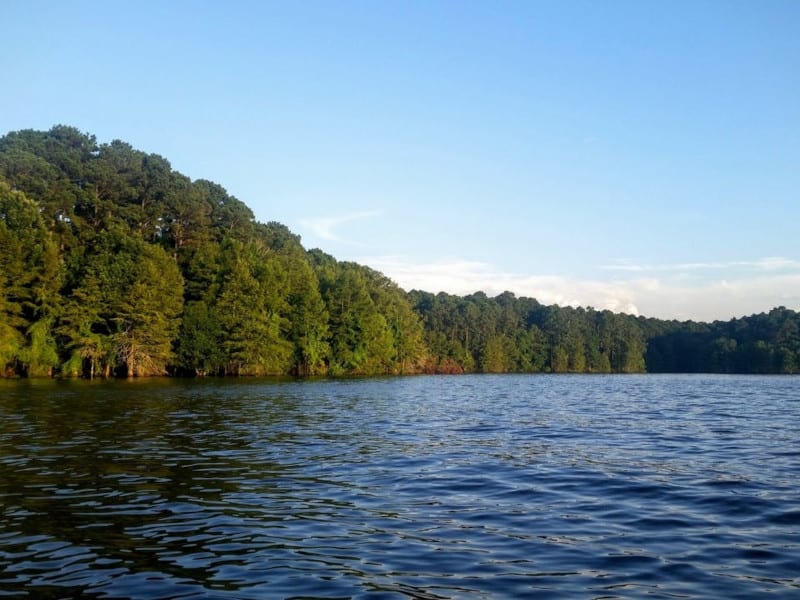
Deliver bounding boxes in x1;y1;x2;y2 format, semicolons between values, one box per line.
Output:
60;229;183;376
0;125;798;377
0;181;63;376
644;307;800;374
409;291;650;374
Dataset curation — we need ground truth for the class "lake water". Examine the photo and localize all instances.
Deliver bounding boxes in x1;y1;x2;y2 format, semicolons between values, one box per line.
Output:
0;374;798;598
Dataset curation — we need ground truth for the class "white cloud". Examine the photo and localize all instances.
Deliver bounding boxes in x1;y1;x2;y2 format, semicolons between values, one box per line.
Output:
299;210;380;244
363;256;643;315
361;255;800;322
602;257;800;274
630;274;800;321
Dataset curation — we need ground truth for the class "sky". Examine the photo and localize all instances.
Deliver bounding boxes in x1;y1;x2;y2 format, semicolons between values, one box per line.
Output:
3;0;799;321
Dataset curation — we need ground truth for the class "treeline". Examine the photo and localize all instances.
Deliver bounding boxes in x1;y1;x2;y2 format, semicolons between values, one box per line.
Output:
411;291;646;373
410;292;799;374
644;307;800;374
0;126;798;377
0;125;427;377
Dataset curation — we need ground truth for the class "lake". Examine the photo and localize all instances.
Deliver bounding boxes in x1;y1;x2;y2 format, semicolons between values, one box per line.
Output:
0;374;798;598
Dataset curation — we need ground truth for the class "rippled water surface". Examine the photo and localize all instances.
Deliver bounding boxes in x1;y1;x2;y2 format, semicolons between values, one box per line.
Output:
1;374;799;598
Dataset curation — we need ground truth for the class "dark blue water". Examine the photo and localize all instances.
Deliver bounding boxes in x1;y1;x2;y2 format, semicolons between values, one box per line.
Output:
1;374;798;598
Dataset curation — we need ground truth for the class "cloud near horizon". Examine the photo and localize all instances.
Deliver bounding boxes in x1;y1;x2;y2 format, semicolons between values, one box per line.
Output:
362;256;800;322
601;257;800;274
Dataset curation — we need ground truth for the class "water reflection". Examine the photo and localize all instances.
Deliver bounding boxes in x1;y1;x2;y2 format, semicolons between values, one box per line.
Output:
1;375;799;598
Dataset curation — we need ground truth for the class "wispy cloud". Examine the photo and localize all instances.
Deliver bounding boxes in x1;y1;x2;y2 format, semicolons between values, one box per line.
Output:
361;255;800;322
299;210;381;244
602;257;800;274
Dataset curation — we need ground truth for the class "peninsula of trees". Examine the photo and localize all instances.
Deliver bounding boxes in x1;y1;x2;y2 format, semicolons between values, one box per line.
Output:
1;126;798;378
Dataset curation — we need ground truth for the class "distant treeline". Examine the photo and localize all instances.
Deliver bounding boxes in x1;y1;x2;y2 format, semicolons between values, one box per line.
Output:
411;292;799;375
0;126;798;377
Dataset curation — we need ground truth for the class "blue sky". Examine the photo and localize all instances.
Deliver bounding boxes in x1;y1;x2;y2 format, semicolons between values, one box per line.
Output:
3;0;799;321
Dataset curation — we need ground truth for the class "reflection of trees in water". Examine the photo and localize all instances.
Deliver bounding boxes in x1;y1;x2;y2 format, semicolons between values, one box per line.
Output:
0;383;295;594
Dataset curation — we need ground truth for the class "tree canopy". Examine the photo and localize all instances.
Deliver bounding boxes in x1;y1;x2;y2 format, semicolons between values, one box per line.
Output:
0;126;797;377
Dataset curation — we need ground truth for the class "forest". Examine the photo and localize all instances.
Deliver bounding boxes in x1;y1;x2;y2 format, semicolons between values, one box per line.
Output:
1;126;798;377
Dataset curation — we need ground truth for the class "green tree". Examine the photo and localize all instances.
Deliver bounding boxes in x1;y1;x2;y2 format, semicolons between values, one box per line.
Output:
319;263;395;375
215;245;293;375
285;257;330;375
62;230;183;377
481;335;514;373
176;301;225;376
0;182;63;376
